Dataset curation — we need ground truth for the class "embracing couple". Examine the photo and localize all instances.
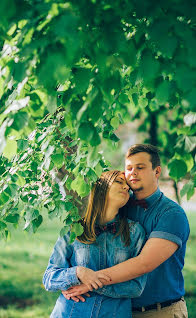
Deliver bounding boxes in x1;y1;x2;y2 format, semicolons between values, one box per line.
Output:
43;144;190;318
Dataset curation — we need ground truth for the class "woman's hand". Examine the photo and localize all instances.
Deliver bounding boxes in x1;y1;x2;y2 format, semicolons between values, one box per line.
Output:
76;266;111;290
62;286;90;302
62;285;90;302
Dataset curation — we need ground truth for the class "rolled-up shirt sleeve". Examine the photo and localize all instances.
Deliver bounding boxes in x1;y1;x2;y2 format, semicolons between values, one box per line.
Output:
148;208;190;247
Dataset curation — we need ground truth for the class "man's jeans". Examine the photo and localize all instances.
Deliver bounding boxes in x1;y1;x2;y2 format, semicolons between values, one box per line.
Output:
132;298;188;318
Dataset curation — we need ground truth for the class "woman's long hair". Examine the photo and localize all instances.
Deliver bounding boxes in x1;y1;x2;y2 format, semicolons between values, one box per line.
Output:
77;170;131;246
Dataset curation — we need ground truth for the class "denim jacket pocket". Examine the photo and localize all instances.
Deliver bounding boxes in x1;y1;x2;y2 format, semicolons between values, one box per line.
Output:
114;248;130;265
74;245;90;266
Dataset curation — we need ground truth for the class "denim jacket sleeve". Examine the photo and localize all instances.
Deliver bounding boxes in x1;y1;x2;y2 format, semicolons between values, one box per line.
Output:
43;235;80;292
95;223;147;299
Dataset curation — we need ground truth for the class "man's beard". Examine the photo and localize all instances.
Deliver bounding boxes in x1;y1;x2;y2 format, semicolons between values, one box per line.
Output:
131;186;144;192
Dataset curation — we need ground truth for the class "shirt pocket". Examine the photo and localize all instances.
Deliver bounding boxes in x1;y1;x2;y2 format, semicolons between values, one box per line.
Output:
74;245;90;266
114;248;131;265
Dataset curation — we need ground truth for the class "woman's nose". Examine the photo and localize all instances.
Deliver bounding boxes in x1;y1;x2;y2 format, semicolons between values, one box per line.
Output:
123;183;129;190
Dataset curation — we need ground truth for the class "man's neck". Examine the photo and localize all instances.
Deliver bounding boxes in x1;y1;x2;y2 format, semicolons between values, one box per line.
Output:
134;187;158;200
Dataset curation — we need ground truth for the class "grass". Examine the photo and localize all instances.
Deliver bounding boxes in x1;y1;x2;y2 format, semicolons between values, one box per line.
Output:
0;211;196;317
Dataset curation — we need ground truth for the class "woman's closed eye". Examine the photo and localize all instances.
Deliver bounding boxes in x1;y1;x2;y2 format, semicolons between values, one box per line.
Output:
115;180;123;184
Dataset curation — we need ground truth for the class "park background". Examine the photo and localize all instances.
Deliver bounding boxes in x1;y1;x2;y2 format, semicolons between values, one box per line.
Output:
0;0;196;317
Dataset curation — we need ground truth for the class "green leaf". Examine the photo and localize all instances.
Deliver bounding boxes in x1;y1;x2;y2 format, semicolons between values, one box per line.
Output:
185;136;196;152
65;177;73;191
25;209;39;222
90;129;101;147
180;181;195;200
118;93;129;104
88;93;103;123
32;215;43;230
181;154;194;172
3;139;17;159
69;231;76;244
168;159;187;182
158;35;178;58
155;81;170;104
17;139;29;151
79;181;91;197
4;184;19;197
184;112;196;127
64;201;73;212
73;68;92;94
78;122;94;142
46;95;57;114
139;50;160;81
109;133;120;142
139;98;148;108
60;226;70;237
95;163;103;176
72;222;84;236
51;153;65;169
5;213;20;223
0;221;7;231
110;117;120;129
11;112;29;131
87;148;100;168
16;175;26;186
0;192;10;205
71;175;90;197
48;202;65;219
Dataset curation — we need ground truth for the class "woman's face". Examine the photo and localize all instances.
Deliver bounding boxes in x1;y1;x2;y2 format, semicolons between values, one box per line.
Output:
108;173;130;208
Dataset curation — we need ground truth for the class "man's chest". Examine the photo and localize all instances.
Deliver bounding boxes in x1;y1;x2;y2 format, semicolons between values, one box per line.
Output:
128;208;159;236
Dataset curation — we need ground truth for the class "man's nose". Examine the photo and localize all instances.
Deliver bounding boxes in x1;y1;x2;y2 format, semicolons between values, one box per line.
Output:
131;168;137;176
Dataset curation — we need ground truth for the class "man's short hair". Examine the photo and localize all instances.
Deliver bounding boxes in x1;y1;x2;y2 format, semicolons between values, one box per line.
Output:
126;144;161;169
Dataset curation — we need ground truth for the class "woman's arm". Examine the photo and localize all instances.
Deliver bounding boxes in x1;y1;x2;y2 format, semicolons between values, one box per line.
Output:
43;235;80;292
63;223;147;299
43;235;111;292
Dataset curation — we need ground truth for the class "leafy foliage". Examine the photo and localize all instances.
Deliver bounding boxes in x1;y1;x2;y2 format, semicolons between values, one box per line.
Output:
0;0;195;239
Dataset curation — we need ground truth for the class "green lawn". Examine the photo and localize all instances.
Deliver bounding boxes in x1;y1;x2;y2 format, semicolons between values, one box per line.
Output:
0;211;195;318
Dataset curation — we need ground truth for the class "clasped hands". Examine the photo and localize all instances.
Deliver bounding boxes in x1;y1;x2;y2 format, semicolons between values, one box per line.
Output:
62;266;111;302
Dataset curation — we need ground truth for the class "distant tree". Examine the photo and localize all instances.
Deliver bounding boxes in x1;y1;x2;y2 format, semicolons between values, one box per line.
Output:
0;0;195;239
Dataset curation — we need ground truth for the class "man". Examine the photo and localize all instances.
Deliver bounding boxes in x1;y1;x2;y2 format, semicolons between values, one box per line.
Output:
64;144;190;318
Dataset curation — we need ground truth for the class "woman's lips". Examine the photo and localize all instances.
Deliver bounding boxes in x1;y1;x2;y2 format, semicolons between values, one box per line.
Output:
119;191;129;196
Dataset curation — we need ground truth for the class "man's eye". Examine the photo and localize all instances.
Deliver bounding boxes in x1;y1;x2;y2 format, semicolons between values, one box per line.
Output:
115;180;122;184
137;167;143;170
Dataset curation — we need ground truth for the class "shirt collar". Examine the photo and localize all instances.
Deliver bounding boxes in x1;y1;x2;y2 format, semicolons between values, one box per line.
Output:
143;187;162;208
131;187;162;209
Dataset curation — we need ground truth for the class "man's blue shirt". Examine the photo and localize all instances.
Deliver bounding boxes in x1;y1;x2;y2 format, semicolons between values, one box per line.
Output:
126;187;190;307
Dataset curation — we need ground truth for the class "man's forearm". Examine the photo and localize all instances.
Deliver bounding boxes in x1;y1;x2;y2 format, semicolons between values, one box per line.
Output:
98;237;178;285
98;255;148;285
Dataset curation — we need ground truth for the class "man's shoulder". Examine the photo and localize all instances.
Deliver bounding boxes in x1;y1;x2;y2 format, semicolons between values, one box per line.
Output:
159;192;185;214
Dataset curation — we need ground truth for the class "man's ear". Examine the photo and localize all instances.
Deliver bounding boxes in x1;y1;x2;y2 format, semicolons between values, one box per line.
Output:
155;166;161;177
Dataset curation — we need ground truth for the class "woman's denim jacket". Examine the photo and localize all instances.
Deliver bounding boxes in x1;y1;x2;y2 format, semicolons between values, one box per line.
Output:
43;220;147;318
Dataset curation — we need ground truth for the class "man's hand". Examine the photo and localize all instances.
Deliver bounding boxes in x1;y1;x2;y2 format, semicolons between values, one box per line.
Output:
76;266;111;290
62;284;90;301
62;287;90;302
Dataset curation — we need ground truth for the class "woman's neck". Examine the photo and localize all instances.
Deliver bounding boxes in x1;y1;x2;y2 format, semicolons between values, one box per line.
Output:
100;206;119;225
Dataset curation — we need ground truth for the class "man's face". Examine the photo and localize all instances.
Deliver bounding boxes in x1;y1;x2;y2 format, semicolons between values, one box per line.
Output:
125;152;161;198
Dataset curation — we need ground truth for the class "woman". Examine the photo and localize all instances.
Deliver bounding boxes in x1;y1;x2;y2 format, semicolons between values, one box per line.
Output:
43;170;146;318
